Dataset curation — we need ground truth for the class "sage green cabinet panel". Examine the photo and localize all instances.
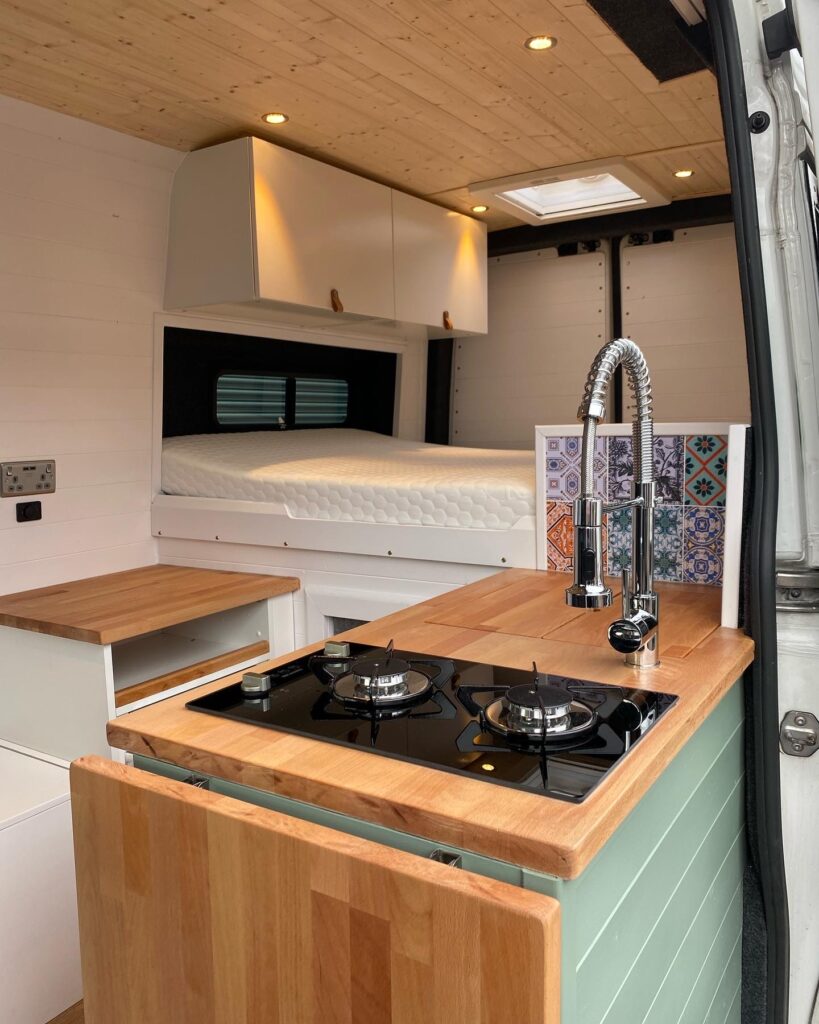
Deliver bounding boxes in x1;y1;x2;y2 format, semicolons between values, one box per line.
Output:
642;847;742;1022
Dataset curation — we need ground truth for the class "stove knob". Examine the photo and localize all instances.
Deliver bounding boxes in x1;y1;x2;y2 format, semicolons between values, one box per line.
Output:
240;670;273;697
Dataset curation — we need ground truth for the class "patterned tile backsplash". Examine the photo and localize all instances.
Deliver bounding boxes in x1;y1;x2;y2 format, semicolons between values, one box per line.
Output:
545;432;728;586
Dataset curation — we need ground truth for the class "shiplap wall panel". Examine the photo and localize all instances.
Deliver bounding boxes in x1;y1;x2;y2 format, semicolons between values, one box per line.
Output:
451;249;609;449
621;224;750;422
0;95;181;595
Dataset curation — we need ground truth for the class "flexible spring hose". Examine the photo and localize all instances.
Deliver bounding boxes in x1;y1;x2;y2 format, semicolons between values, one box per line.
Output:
579;338;654;496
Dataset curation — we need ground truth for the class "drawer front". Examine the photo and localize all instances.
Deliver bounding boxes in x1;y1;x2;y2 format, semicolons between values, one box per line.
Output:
72;756;560;1024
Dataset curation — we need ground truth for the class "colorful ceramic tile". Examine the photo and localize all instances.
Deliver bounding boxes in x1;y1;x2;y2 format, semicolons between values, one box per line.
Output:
606;506;631;576
606;505;684;581
546;501;574;572
685;434;728;506
547;500;607;573
544;435;606;500
654;506;683;582
608;434;683;505
683;507;725;585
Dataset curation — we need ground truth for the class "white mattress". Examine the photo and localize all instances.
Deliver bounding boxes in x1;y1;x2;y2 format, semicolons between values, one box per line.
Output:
162;429;535;530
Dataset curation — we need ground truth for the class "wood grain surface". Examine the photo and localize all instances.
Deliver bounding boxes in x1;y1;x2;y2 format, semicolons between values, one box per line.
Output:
0;564;299;644
113;639;270;708
109;569;754;878
0;2;728;230
47;1003;84;1024
72;756;560;1024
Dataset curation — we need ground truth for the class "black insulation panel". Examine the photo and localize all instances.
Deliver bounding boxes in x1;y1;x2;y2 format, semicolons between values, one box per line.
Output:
585;0;711;81
163;327;397;438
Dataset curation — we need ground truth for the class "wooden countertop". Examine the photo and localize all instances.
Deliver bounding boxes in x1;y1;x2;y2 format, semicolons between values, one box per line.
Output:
0;564;300;644
108;569;754;879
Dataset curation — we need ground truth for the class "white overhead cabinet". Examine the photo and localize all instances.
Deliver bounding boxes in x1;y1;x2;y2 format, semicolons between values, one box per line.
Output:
164;136;487;335
252;140;395;320
393;189;488;336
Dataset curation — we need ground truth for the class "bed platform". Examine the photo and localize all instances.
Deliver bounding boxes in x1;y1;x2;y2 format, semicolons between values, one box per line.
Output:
155;429;537;568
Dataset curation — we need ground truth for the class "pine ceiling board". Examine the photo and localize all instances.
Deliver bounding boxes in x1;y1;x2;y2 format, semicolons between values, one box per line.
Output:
0;0;729;221
305;0;618;163
396;0;661;155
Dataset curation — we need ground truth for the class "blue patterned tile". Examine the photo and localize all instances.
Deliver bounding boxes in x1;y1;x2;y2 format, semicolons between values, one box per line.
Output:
545;435;606;500
608;434;683;505
654;506;683;582
683;507;725;585
685;434;728;505
606;505;684;581
606;506;631;576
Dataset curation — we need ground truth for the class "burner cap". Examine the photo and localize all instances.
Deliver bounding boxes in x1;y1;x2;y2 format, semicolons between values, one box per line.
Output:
331;652;432;707
483;682;597;742
504;683;573;716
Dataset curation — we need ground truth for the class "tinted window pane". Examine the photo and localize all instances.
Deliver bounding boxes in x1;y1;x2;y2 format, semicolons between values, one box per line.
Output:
216;374;286;425
295;377;349;425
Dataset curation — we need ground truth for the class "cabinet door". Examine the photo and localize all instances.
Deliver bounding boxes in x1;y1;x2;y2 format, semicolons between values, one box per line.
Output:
393;191;488;336
251;139;395;320
71;756;560;1024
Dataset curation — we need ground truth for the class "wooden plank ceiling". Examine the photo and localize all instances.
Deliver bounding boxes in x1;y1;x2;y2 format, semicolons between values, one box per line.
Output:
0;0;729;229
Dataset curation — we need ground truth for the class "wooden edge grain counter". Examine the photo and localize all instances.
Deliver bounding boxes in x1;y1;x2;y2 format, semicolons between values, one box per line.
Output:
108;569;754;880
0;564;300;644
71;756;561;1024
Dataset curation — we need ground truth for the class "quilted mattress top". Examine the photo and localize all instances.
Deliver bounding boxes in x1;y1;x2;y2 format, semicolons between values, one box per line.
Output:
161;429;535;531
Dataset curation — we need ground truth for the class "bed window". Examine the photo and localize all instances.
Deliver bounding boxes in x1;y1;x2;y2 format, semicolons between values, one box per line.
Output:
294;377;349;426
216;374;287;425
215;373;349;428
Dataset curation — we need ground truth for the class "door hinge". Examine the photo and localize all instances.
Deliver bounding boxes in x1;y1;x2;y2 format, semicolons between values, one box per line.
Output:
780;711;819;757
182;774;211;789
429;849;462;868
776;569;819;612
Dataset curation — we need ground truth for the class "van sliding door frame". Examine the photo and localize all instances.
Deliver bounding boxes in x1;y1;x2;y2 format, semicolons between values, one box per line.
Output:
707;3;789;1024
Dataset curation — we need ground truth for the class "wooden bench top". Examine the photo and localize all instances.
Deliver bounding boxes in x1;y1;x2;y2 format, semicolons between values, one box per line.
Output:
109;569;754;878
0;564;300;645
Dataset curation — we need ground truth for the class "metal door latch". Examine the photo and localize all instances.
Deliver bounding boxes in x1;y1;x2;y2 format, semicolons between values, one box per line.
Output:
780;711;819;757
776;569;819;611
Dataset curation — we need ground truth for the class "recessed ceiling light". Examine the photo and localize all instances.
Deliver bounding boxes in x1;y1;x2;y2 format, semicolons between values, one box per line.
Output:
261;112;289;125
471;204;489;213
525;35;557;51
674;168;695;178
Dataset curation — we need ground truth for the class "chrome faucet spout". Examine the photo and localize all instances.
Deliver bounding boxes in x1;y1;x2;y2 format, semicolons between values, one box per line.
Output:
564;338;660;668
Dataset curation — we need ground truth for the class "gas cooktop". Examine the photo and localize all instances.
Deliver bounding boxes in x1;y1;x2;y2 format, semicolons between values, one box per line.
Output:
187;642;677;802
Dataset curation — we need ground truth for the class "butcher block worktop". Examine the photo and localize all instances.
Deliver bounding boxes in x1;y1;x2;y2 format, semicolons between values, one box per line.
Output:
0;564;300;644
108;569;754;878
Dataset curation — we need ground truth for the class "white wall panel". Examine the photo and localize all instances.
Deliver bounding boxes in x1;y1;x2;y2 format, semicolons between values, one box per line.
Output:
451;248;609;449
0;96;181;595
621;224;750;422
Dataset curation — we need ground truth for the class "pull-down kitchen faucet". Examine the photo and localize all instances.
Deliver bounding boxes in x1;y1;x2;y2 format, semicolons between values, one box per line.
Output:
565;338;659;668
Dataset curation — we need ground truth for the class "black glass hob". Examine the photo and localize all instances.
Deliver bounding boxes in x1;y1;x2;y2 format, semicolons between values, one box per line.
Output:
187;643;677;803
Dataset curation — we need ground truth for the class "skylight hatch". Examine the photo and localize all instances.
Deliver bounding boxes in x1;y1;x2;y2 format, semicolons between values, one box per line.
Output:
469;159;670;226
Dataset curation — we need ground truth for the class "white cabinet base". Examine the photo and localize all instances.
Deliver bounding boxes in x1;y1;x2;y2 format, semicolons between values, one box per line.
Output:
0;746;81;1024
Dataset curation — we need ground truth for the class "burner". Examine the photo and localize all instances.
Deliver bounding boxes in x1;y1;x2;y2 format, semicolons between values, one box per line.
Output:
331;652;433;707
484;682;597;742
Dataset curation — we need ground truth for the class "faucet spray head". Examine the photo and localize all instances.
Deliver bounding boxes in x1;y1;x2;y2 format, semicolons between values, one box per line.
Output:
565;497;613;609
